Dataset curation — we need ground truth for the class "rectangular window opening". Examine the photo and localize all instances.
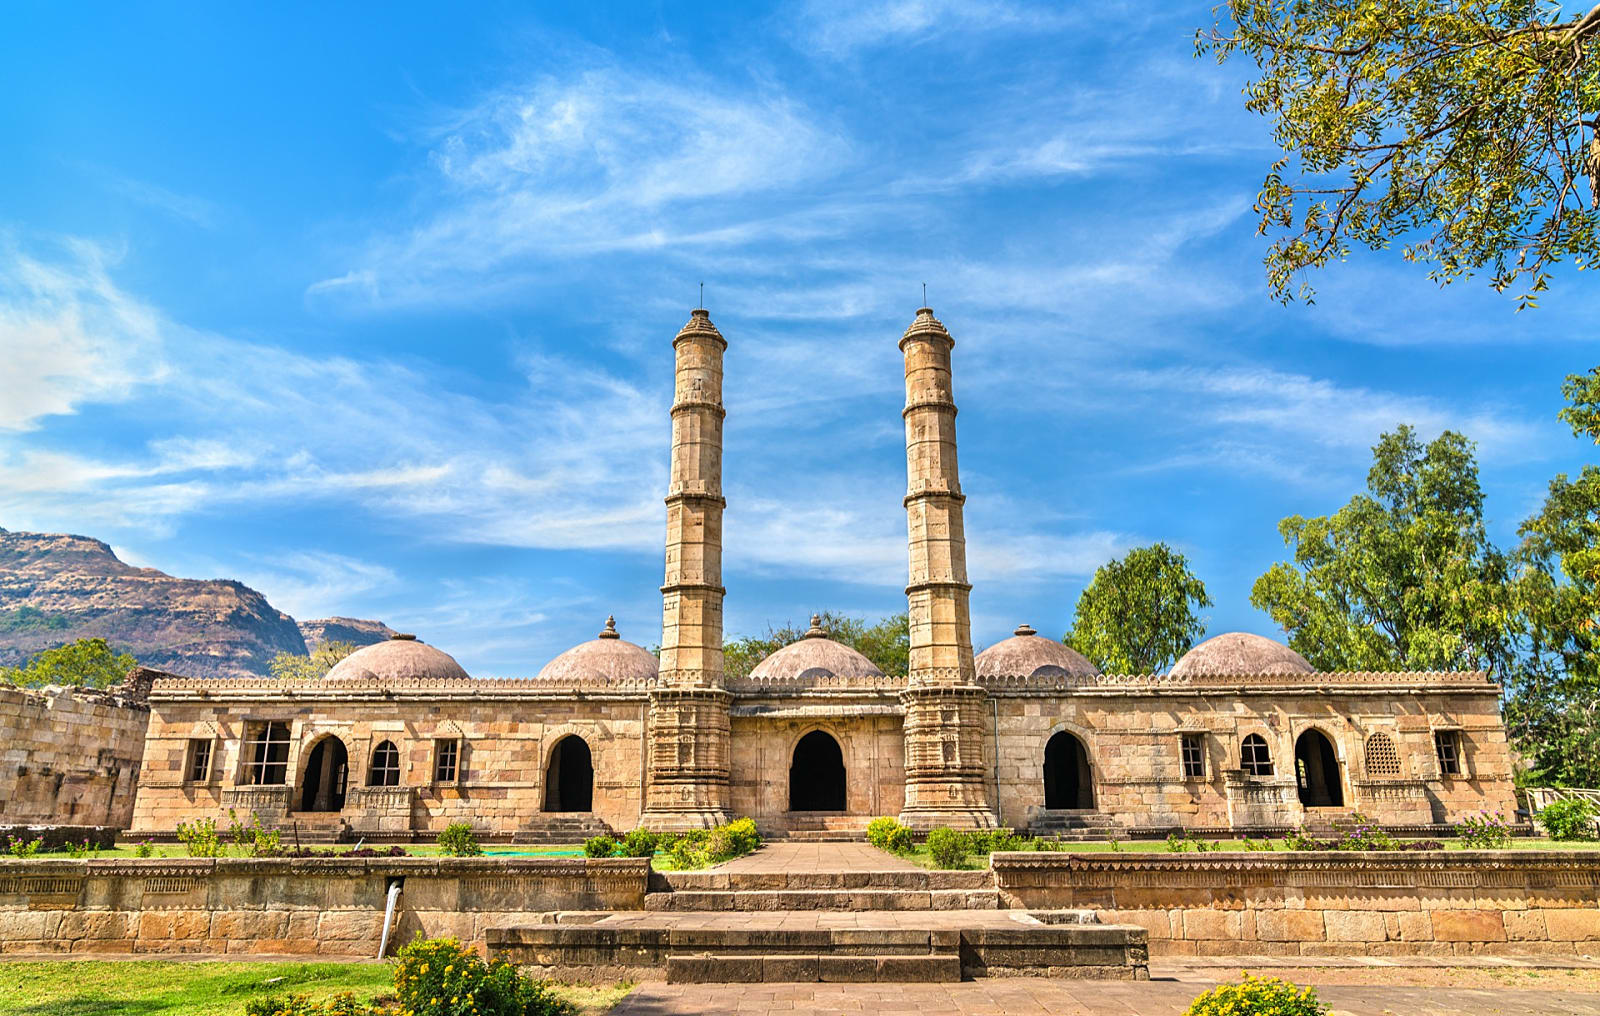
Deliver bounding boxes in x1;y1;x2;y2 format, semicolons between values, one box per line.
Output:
434;738;459;783
1434;730;1463;777
186;739;213;783
245;721;291;786
1180;733;1205;780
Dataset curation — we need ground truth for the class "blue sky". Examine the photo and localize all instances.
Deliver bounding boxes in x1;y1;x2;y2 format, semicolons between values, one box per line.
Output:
2;1;1596;676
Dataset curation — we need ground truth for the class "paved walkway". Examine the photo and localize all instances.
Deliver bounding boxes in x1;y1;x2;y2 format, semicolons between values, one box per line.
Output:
718;842;920;873
612;978;1600;1015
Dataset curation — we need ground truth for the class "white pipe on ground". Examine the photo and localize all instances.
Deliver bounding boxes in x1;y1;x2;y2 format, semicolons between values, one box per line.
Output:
377;881;402;959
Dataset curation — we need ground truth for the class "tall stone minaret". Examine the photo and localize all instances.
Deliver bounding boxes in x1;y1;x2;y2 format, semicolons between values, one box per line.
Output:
897;307;997;830
642;308;733;830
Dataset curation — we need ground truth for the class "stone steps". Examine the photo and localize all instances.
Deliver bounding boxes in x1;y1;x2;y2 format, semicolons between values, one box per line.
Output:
512;815;614;844
485;911;1149;983
652;869;993;892
644;888;1002;912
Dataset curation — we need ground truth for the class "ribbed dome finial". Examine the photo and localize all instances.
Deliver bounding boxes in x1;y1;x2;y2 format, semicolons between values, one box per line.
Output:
804;614;828;639
598;615;620;639
1014;623;1037;637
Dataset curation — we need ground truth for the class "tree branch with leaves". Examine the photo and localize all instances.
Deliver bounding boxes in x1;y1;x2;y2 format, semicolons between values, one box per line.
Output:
1199;0;1600;306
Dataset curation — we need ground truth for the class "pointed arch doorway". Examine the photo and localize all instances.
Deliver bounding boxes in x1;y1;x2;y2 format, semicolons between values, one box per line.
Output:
1295;729;1344;808
789;730;846;811
1043;731;1094;809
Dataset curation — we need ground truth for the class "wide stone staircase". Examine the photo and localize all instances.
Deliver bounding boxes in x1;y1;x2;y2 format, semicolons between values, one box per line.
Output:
511;814;614;844
1024;809;1120;840
486;847;1149;984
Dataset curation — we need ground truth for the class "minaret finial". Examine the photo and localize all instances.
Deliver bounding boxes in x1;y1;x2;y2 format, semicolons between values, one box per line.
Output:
599;615;620;639
804;614;828;638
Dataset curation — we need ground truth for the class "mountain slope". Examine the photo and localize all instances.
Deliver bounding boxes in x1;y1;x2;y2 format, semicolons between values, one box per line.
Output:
0;528;310;679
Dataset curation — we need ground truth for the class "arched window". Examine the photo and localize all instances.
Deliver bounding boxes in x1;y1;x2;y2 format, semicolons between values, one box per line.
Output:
1241;734;1273;777
1364;733;1400;777
368;740;400;787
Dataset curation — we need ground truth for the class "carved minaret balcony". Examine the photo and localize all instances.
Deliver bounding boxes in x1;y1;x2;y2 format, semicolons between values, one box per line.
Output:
643;307;733;830
897;307;996;830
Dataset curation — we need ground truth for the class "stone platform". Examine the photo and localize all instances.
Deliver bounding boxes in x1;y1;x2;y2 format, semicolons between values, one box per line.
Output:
486;909;1147;983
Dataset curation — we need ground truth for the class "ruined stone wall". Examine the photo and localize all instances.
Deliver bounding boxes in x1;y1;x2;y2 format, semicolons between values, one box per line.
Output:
989;683;1514;831
132;690;648;838
0;856;647;955
992;851;1600;956
0;684;148;830
728;709;905;830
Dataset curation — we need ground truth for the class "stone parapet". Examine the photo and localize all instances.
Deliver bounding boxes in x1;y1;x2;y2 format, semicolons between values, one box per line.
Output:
977;670;1494;694
0;856;649;955
991;850;1600;956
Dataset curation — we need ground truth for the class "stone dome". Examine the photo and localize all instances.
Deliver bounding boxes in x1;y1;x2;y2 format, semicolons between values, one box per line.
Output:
748;615;886;681
536;616;660;683
1170;631;1314;677
975;624;1100;679
323;633;470;683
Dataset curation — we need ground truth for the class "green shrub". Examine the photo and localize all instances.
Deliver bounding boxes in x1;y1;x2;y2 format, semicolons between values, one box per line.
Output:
866;817;914;855
245;993;377;1016
583;835;618;858
1539;798;1600;841
5;836;41;859
437;821;483;857
1455;810;1513;849
720;817;761;855
668;837;701;869
925;827;969;869
64;839;92;859
1165;831;1193;853
176;818;223;858
134;840;155;858
618;827;658;858
394;935;575;1016
1185;974;1329;1016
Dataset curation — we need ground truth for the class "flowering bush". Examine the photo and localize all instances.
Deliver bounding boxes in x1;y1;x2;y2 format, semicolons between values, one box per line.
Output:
437;822;482;857
1185;974;1329;1016
176;817;223;857
134;840;155;858
619;827;659;857
654;818;761;869
1455;811;1514;849
1334;814;1395;851
245;993;377;1016
394;935;574;1016
866;816;914;853
6;836;41;859
1539;798;1600;841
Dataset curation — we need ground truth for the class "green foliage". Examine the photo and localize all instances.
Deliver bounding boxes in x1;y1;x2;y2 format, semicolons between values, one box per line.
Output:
135;839;155;858
866;816;914;853
177;817;224;858
724;612;909;678
1065;543;1212;673
269;641;361;682
226;809;282;856
0;606;70;634
583;835;618;858
6;836;41;858
1506;449;1600;787
1185;974;1330;1016
0;637;137;689
925;827;969;869
246;992;377;1016
1198;1;1600;307
1538;797;1600;840
1251;427;1513;675
653;818;760;869
392;936;577;1016
1454;811;1514;849
64;839;94;859
436;822;482;857
618;827;658;858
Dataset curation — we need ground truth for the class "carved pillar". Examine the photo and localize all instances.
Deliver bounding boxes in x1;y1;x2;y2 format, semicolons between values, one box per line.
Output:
643;308;733;830
897;307;997;830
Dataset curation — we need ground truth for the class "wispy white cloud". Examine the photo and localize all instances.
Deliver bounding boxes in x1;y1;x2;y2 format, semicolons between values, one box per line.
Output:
104;174;220;228
790;0;1080;56
0;236;168;431
232;551;398;623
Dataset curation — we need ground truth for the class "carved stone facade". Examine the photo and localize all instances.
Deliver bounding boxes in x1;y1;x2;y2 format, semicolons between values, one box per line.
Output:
129;308;1517;841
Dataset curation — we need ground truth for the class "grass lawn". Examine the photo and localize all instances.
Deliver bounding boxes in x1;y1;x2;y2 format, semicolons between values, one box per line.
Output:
43;843;586;860
0;960;631;1016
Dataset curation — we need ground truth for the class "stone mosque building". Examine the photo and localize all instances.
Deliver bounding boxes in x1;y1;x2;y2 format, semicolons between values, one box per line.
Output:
128;309;1516;841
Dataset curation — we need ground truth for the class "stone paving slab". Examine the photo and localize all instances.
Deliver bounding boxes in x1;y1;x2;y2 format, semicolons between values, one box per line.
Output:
610;979;1600;1015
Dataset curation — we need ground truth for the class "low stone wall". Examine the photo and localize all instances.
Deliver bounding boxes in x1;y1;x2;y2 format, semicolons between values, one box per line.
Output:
0;856;648;956
992;850;1600;957
0;683;149;830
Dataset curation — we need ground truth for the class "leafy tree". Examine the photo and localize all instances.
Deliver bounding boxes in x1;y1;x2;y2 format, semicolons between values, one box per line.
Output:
1199;1;1600;305
1251;426;1514;673
268;641;360;681
723;612;909;679
0;638;137;689
1505;369;1600;785
1064;543;1212;673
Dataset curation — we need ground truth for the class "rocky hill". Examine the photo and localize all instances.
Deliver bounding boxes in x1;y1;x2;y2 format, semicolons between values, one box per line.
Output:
0;528;319;679
299;616;398;650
